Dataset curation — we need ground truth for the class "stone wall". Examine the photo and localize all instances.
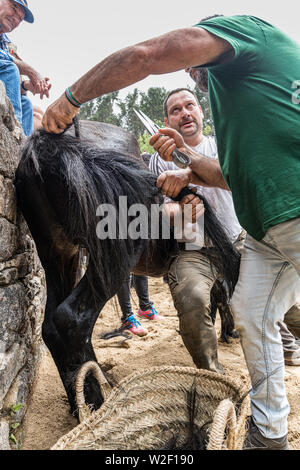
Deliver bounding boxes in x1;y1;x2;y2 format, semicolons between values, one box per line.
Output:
0;82;46;449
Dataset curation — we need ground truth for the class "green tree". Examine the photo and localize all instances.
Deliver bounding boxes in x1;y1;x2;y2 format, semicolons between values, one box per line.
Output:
118;88;144;136
137;132;154;154
78;91;121;126
139;87;169;124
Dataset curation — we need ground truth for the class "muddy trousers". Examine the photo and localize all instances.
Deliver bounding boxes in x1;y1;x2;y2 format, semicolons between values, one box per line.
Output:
168;249;223;374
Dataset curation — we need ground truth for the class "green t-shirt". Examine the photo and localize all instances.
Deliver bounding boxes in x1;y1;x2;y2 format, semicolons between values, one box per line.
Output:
195;15;300;240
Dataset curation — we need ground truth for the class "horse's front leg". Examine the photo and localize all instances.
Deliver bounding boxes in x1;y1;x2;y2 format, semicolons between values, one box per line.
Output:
44;267;109;415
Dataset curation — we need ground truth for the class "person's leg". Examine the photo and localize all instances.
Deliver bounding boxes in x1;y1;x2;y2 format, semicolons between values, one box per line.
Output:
168;249;223;374
134;275;163;320
117;276;147;336
133;275;153;310
279;321;300;366
284;299;300;339
21;95;34;136
117;276;133;323
232;231;300;440
235;229;300;359
0;59;22;124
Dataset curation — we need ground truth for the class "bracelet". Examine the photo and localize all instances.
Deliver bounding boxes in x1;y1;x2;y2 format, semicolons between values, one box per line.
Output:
21;81;28;91
65;88;82;108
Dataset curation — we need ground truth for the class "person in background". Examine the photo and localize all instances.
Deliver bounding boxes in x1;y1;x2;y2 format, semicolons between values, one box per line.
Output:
118;274;163;337
0;0;50;135
119;150;163;337
32;104;43;130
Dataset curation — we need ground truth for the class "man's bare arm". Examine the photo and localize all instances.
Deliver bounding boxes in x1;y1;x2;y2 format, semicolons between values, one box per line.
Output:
14;58;51;99
186;149;230;190
150;129;229;192
71;28;230;103
43;28;232;133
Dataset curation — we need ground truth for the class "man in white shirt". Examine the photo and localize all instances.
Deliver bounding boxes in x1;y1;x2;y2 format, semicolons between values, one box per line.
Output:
150;88;300;373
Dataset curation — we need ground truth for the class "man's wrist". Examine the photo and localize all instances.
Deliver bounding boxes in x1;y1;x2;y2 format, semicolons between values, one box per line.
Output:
185;167;193;184
21;81;28;91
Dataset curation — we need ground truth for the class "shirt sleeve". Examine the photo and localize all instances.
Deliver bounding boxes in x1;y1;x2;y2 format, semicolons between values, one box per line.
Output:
149;152;170;176
194;15;267;72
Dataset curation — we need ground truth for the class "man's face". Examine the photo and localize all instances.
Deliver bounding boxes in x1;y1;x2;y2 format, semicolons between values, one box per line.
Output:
186;67;209;93
165;90;204;139
0;0;25;33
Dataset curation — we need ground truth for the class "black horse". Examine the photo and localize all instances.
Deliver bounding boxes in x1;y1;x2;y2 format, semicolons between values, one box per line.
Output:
15;120;240;416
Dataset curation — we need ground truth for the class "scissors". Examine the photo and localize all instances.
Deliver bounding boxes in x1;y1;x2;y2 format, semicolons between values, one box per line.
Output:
134;109;191;169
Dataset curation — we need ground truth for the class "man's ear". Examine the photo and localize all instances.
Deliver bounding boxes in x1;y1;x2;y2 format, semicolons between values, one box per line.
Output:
164;117;170;127
199;105;204;119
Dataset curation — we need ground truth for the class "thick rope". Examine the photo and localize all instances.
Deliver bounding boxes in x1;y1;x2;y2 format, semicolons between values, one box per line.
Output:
75;361;112;422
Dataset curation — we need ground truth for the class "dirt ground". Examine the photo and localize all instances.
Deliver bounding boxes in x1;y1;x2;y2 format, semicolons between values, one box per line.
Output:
21;277;300;450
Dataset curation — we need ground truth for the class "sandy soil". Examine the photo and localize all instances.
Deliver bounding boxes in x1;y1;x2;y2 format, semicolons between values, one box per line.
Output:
21;278;300;450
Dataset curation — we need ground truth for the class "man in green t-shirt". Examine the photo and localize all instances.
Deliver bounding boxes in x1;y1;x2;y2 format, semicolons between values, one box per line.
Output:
42;15;300;450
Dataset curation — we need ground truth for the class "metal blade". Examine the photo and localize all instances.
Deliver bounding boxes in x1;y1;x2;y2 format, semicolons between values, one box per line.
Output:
133;109;159;135
133;109;191;169
138;110;160;133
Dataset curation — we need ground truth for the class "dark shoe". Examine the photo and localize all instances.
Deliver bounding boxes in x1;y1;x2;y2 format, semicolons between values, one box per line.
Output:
243;417;289;450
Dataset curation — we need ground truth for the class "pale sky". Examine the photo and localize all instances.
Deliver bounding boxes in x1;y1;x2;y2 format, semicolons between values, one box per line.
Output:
8;0;300;113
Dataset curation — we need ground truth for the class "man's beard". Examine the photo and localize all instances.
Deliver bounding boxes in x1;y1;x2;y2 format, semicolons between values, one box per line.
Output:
193;68;209;93
179;120;199;137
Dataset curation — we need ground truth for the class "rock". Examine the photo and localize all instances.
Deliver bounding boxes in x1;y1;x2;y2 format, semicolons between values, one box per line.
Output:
0;175;17;223
0;218;18;261
0;83;23;179
0;80;45;449
0;268;18;286
0;342;27;408
0;421;10;450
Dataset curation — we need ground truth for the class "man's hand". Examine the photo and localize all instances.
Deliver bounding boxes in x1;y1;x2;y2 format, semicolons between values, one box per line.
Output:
149;127;191;162
14;60;51;99
42;95;79;134
163;190;205;226
23;77;51;99
157;169;192;199
179;190;205;223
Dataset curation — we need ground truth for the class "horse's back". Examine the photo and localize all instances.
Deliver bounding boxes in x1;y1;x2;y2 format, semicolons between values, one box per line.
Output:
70;120;141;159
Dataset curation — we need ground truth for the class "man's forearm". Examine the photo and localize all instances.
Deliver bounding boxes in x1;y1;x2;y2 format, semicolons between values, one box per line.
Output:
13;58;35;77
186;149;230;190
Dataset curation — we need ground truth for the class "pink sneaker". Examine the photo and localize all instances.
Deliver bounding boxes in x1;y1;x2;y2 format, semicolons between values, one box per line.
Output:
123;315;148;336
137;306;164;321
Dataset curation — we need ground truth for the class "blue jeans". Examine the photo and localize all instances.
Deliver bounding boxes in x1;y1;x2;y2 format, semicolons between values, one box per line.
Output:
231;217;300;439
0;57;33;136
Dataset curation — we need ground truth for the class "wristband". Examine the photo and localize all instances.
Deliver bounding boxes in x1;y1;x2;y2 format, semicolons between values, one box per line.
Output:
65;88;82;108
21;81;28;91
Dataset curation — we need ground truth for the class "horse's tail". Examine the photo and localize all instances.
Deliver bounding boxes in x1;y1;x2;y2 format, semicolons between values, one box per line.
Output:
17;128;162;301
172;188;241;297
210;280;239;343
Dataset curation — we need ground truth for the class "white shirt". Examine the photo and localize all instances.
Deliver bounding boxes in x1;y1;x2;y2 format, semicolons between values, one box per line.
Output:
149;135;242;244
